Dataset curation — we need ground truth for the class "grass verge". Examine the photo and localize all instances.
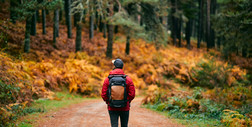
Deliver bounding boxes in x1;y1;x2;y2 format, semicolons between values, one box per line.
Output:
143;104;223;127
16;92;96;127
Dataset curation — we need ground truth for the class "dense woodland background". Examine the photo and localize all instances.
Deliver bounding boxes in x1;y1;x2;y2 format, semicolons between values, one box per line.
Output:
0;0;251;126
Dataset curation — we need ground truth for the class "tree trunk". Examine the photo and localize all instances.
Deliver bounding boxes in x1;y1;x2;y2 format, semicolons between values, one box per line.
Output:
186;19;193;49
217;37;221;50
140;16;143;26
94;11;98;30
177;17;182;47
159;17;163;24
46;9;49;15
197;0;203;48
82;10;86;23
167;13;172;31
53;9;59;47
103;23;107;38
65;0;72;38
106;2;114;58
24;18;31;53
30;12;37;36
210;0;216;48
192;19;197;38
206;0;211;50
10;0;17;24
36;10;41;23
42;9;46;34
106;24;113;58
171;0;177;46
75;12;82;52
210;28;215;48
56;10;59;37
166;16;169;30
248;47;252;58
89;15;94;39
114;26;118;34
242;42;248;57
74;13;78;27
99;17;103;32
59;9;63;21
125;35;130;55
202;2;207;43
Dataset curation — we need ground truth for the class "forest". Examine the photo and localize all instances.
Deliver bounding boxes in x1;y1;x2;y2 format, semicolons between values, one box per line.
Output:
0;0;251;126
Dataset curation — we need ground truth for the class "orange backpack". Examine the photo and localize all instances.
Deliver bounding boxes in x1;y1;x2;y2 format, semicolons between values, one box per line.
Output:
107;75;128;108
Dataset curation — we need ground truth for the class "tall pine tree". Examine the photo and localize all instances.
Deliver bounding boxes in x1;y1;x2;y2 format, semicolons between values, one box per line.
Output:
24;18;31;53
65;0;72;38
53;9;59;47
106;1;114;58
42;9;46;34
197;0;204;48
75;12;82;52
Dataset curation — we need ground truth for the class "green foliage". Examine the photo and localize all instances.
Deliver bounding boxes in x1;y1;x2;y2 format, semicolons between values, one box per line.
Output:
179;0;198;20
12;0;38;20
107;11;145;39
110;1;168;48
192;87;203;99
140;2;167;48
0;80;20;105
70;0;84;22
46;0;64;10
191;56;250;89
213;0;252;57
0;103;43;126
156;103;166;111
22;107;44;115
71;0;168;48
221;109;251;127
71;0;109;18
199;99;226;119
236;104;252;116
10;105;44;119
144;84;252;126
191;59;230;88
0;81;42;126
144;94;225;126
0;32;8;49
12;0;64;21
210;85;252;110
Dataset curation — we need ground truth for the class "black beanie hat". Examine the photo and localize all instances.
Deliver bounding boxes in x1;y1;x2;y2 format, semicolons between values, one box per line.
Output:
113;59;124;69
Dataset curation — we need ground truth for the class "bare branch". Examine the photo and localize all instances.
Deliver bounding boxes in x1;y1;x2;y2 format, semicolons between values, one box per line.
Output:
115;0;121;13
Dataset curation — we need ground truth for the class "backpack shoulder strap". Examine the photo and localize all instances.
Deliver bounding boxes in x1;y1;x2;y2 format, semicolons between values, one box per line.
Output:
108;75;114;79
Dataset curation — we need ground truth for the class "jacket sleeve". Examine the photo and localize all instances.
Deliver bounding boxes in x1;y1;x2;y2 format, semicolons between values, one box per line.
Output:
101;77;109;104
126;76;135;103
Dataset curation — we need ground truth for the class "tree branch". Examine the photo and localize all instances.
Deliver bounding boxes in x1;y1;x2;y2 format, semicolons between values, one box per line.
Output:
115;0;121;13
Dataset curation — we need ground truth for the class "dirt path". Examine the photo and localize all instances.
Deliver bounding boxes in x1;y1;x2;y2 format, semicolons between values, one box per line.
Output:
37;98;184;127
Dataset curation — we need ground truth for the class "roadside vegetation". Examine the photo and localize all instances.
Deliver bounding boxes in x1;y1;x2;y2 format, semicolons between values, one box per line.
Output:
142;56;251;126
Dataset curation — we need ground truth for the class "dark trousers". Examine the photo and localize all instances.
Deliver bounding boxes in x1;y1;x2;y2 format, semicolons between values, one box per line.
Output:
108;110;129;127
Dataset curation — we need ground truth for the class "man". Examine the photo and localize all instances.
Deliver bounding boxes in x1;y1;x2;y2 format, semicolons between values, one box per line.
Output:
101;58;135;127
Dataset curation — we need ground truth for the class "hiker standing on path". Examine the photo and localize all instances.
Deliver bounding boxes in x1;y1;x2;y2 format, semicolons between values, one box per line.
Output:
101;59;135;127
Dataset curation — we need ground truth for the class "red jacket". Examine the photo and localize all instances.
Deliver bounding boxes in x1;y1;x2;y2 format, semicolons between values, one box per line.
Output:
101;69;135;111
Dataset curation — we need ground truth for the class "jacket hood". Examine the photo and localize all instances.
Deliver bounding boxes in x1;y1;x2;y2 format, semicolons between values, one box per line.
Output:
109;69;125;75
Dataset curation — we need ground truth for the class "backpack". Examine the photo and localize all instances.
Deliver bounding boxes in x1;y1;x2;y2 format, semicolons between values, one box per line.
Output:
107;75;128;108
